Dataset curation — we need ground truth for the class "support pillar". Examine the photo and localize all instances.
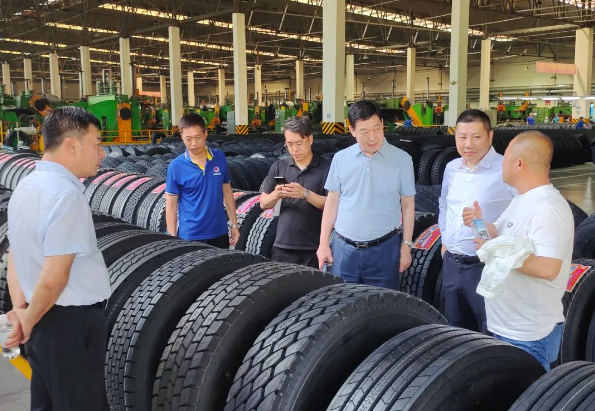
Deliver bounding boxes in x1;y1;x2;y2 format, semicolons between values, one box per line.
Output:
2;63;11;95
49;51;61;99
479;39;491;111
218;68;226;106
295;60;304;100
322;0;346;134
254;64;262;105
23;58;32;92
187;71;195;107
119;37;133;97
447;0;470;126
232;13;249;134
573;27;593;118
159;74;167;105
169;26;183;126
136;76;143;93
346;54;355;101
80;46;93;98
407;47;416;102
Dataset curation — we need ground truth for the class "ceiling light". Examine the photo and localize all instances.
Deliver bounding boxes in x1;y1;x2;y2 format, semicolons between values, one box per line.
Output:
561;96;580;101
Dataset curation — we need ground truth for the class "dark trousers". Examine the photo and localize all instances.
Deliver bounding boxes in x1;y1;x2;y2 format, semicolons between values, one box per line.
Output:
330;231;401;289
27;304;108;411
442;251;488;333
271;246;319;268
202;233;229;249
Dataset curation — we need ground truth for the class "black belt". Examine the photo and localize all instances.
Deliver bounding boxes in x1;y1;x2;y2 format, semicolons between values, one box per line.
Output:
335;228;398;250
446;251;481;265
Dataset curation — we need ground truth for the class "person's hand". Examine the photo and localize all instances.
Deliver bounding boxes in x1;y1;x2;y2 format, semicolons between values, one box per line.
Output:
399;244;412;272
474;237;487;250
274;184;286;200
3;310;24;348
463;201;483;227
317;243;333;270
229;226;240;246
281;182;306;199
13;308;34;344
441;244;446;257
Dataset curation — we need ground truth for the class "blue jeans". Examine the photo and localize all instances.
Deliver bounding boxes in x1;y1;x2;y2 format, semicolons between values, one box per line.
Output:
494;323;564;371
330;231;400;289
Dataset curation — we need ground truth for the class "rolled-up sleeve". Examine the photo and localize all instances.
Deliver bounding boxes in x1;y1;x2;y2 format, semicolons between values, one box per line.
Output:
324;156;340;192
43;192;95;257
399;155;416;196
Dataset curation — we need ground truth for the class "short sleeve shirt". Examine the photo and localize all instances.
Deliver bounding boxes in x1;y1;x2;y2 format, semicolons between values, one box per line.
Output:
165;148;231;241
7;161;111;306
325;139;416;241
262;153;331;250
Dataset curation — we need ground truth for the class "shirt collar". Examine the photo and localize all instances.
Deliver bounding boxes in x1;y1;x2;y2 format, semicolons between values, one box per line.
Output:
36;160;86;191
288;152;321;168
350;138;389;157
457;146;497;170
184;147;213;162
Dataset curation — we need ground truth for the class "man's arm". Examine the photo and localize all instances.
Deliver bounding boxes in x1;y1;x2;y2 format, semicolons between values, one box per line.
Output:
316;191;339;269
7;249;26;309
260;186;283;210
165;194;178;236
16;254;76;343
306;191;326;210
516;255;563;281
400;195;415;272
222;183;240;245
280;183;327;210
438;171;449;256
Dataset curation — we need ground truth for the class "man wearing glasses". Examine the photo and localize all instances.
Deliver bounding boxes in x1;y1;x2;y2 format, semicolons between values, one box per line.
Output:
260;116;331;267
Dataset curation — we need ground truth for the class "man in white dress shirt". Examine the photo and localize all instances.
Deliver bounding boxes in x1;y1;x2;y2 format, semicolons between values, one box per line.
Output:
438;109;515;333
4;107;111;410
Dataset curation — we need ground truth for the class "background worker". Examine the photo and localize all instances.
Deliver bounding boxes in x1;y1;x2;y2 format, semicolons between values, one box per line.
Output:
439;109;515;333
466;131;574;370
165;113;240;248
5;107;111;410
317;100;416;289
260;117;330;267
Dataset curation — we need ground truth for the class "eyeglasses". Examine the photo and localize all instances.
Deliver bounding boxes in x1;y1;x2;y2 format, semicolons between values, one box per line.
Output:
284;140;308;150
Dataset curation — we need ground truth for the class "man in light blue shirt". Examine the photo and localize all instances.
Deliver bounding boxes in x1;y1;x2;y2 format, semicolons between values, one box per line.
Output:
4;106;111;410
317;100;416;289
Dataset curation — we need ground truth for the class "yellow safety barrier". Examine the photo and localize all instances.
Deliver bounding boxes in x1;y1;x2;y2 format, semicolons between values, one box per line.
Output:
235;125;249;135
447;127;456;135
321;122;345;135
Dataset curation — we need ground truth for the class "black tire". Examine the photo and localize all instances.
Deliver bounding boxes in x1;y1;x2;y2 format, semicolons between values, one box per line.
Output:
10;159;37;190
418;148;442;186
90;172;132;212
0;153;38;187
113;177;161;222
328;324;544;411
97;174;140;214
508;361;595;411
430;147;460;186
7;158;35;190
573;214;595;259
568;200;589;230
563;259;595;316
415;185;441;214
84;170;121;204
244;213;278;257
154;262;342;411
149;197;167;233
94;222;139;238
105;249;265;410
135;182;167;229
97;229;170;267
399;224;443;304
235;195;264;251
413;211;439;240
151;132;167;144
1;157;31;188
225;284;447;411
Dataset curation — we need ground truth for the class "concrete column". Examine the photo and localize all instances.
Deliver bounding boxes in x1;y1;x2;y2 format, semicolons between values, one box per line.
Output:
407;47;416;102
186;71;195;107
254;64;262;105
49;51;61;99
23;58;32;91
295;60;304;99
79;46;93;98
119;38;133;97
159;74;167;105
573;27;594;118
233;13;249;132
447;0;470;126
479;39;492;111
2;63;11;95
322;0;346;131
169;26;183;125
218;68;226;106
346;54;355;101
136;76;143;93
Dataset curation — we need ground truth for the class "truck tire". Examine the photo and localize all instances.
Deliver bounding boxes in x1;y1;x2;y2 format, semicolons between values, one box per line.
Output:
97;229;170;267
153;262;341;411
225;284;447;411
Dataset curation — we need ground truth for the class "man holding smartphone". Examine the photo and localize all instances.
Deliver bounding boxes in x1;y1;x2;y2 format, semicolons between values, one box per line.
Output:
260;116;330;267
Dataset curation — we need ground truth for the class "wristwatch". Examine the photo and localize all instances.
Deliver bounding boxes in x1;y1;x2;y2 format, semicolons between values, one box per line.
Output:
402;240;414;248
231;223;240;229
302;188;310;200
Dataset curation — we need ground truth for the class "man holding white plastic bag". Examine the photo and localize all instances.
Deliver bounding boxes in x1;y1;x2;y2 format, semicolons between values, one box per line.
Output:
463;130;574;370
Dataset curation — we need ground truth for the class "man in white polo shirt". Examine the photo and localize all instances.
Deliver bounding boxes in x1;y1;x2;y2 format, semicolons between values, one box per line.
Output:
465;131;574;370
4;106;111;409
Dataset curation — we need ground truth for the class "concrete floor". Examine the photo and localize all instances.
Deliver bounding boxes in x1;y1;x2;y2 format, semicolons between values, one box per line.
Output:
0;163;593;410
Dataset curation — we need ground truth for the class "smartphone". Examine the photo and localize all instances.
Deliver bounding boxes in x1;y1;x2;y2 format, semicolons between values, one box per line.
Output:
274;176;288;185
472;219;491;241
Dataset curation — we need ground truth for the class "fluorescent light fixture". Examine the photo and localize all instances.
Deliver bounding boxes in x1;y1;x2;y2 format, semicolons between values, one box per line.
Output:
561;96;580;101
584;96;595;100
542;97;560;100
523;97;538;100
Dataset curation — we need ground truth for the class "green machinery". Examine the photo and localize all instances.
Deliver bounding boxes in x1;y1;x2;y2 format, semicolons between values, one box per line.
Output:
376;98;435;130
497;102;573;123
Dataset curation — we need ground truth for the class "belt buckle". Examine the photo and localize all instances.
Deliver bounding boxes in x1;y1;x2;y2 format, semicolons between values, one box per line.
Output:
354;241;368;250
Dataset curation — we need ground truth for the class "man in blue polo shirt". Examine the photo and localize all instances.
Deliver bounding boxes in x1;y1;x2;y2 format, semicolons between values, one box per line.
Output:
165;113;240;247
317;100;416;289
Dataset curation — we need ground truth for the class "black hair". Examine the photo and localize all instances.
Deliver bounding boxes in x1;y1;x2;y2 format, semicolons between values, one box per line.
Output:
179;113;207;133
284;116;311;138
348;100;383;129
41;106;101;152
455;109;492;131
